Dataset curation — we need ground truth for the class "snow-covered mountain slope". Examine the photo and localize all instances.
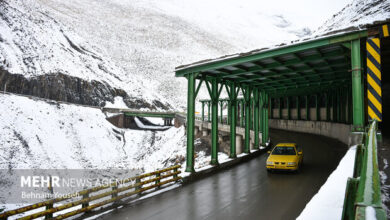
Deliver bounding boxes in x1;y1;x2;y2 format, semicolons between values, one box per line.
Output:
314;0;390;36
0;93;224;172
0;0;169;109
29;0;314;109
0;93;185;171
3;0;387;110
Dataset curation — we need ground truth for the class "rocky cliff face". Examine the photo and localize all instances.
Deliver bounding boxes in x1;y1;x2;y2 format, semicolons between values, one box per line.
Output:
0;67;170;110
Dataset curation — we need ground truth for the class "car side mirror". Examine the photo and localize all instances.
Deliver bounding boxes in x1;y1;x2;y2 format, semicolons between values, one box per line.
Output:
298;151;303;155
267;151;271;154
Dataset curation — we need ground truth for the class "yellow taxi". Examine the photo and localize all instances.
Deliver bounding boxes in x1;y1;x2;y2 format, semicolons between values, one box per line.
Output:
266;143;303;172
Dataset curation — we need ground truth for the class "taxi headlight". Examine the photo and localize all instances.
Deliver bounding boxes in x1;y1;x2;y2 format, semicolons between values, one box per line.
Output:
287;162;296;166
266;161;273;165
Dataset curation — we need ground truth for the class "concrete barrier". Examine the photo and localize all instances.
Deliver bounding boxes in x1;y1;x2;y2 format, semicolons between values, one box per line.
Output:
269;119;352;145
106;114;125;128
194;121;260;145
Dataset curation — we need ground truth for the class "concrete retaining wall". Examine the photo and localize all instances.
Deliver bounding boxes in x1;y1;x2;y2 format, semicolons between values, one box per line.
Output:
269;119;352;145
272;107;337;121
106;114;125;128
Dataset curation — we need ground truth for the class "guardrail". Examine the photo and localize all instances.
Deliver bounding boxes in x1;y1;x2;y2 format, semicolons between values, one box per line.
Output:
0;165;181;220
342;120;387;219
195;116;233;124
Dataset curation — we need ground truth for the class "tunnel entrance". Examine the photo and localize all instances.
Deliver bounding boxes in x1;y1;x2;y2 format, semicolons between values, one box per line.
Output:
106;114;173;131
380;37;390;136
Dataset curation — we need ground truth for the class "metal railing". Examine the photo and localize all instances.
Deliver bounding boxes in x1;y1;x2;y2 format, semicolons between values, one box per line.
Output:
0;165;181;220
342;120;386;219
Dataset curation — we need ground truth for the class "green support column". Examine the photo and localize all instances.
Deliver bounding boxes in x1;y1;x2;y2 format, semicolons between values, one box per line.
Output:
279;98;282;119
228;82;238;158
351;39;364;129
326;93;330;121
208;101;211;122
287;97;291;120
253;98;255;130
253;88;260;149
243;85;252;153
259;94;264;143
185;73;196;172
348;85;353;124
265;94;269;144
306;96;309;120
261;93;269;145
210;78;219;165
270;98;273;119
201;101;205;121
316;94;320;121
297;96;301;120
250;98;254;130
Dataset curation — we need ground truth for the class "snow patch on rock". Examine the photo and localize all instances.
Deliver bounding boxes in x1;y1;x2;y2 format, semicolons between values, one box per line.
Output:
104;96;129;109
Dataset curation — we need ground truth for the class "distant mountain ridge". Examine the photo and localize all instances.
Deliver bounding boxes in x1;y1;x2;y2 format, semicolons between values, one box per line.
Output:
314;0;390;36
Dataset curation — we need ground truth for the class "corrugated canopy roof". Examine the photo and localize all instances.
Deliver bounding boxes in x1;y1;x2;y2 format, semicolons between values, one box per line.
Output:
175;23;387;98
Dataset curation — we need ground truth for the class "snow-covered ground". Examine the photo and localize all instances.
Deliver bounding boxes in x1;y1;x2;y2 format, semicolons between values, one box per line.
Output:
145;117;165;126
0;93;190;171
133;117;169;130
104;96;129;109
0;93;231;210
297;146;357;220
379;148;390;217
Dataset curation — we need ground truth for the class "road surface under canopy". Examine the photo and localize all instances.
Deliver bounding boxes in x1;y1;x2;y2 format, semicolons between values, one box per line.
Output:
100;129;347;220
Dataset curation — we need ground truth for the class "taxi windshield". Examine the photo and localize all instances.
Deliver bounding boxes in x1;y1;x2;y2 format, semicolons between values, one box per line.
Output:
272;147;296;155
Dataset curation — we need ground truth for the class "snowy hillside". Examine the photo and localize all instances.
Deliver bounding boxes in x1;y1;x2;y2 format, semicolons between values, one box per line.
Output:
2;0;386;110
0;93;184;171
30;0;315;109
314;0;390;36
0;0;169;109
0;93;222;171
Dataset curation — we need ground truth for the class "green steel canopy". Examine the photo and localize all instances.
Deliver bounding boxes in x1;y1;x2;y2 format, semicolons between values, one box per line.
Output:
175;30;369;98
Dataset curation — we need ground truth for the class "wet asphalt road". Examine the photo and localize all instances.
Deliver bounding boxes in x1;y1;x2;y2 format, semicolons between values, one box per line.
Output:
99;129;347;220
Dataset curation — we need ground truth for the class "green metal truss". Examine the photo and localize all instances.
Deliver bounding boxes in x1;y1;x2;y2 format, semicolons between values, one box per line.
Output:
177;29;372;174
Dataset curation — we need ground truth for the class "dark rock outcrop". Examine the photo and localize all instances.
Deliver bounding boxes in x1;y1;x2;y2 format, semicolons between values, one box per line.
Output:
0;67;171;110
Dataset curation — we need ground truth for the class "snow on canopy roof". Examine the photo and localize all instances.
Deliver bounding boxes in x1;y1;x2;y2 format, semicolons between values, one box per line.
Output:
175;0;390;71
